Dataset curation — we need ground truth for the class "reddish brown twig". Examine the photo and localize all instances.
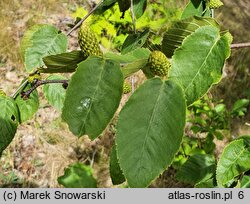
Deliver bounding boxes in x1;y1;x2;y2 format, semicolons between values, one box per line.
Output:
21;79;68;99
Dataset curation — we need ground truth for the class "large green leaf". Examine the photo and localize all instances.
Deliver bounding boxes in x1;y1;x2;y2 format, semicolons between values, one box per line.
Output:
240;176;250;188
40;51;86;73
15;83;39;123
216;139;250;187
21;24;68;72
43;75;67;111
121;29;149;55
0;96;19;154
95;0;117;14
58;163;97;188
169;26;231;105
162;16;219;58
181;0;210;19
20;25;42;59
116;78;186;187
62;56;123;139
176;154;216;185
133;0;147;19
109;146;126;185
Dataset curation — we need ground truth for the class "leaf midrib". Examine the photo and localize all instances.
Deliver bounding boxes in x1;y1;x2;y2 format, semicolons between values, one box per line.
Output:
25;27;65;69
220;147;247;185
137;81;164;179
79;59;105;137
184;32;221;93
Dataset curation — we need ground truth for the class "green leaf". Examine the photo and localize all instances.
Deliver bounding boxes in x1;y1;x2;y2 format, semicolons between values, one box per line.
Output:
231;99;250;116
215;104;226;114
15;83;39;123
240;176;250;188
181;0;210;19
169;26;231;105
116;78;186;187
105;48;150;78
104;48;150;64
121;29;149;55
195;178;216;188
122;58;148;78
133;0;147;19
20;25;43;59
62;56;123;139
162;16;219;58
58;163;97;188
216;139;250;187
109;146;126;185
118;0;130;13
176;154;216;185
237;135;250;146
40;51;86;73
95;0;117;14
43;75;67;111
21;24;68;72
0;96;19;154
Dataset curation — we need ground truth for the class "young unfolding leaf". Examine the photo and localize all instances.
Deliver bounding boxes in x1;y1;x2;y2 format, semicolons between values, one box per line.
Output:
105;48;150;64
122;58;148;78
58;163;97;188
0;96;19;155
109;146;126;185
41;51;86;73
20;24;68;72
105;48;150;77
169;26;231;105
162;16;219;58
62;56;123;140
116;78;186;187
15;82;39;123
43;75;67;111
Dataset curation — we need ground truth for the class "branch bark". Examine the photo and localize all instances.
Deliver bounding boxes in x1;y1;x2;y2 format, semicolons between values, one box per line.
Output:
230;42;250;49
66;0;104;36
21;79;69;99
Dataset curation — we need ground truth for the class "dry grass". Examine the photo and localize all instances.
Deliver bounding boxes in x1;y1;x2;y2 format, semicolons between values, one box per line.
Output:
0;0;73;69
0;0;82;187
